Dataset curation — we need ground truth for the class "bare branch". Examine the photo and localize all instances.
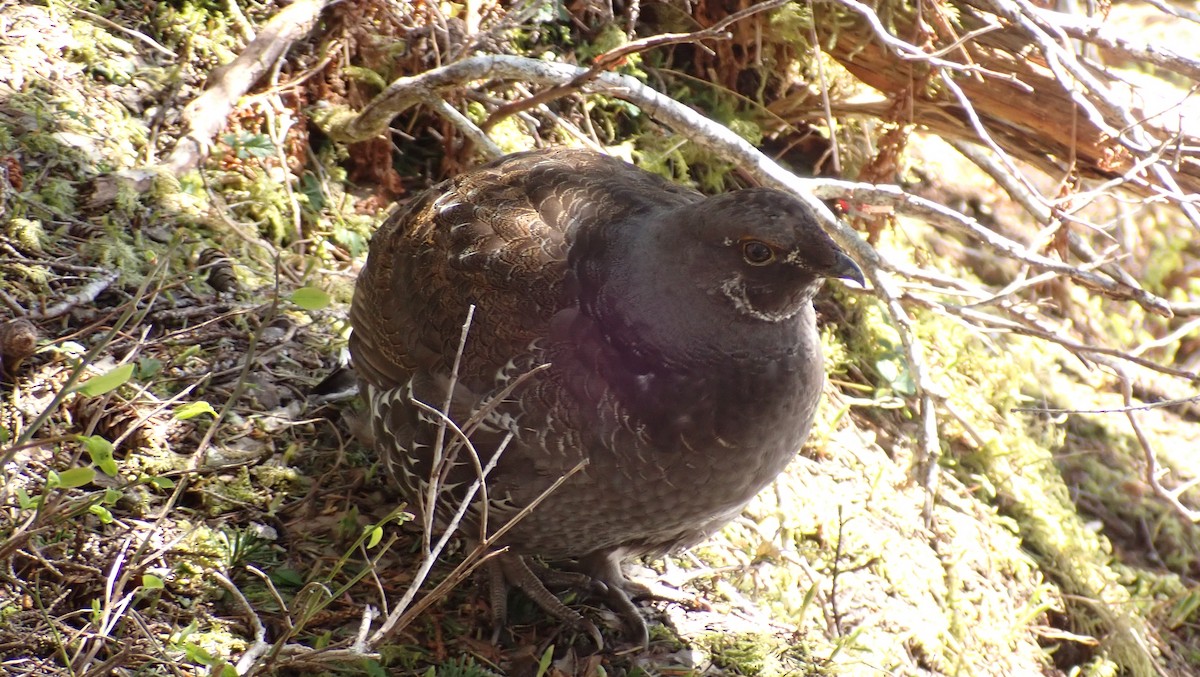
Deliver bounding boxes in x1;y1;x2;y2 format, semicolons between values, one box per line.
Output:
1117;371;1200;522
481;0;790;132
36;271;119;320
1033;7;1200;81
165;0;332;175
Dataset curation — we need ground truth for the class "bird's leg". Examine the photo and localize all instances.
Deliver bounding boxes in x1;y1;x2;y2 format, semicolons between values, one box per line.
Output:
488;552;604;648
523;559;608;592
572;552;715;647
486;558;508;644
487;551;703;649
573;552;651;648
579;552;711;608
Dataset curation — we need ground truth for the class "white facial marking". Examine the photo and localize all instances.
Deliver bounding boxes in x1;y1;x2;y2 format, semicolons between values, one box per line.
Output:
719;275;800;322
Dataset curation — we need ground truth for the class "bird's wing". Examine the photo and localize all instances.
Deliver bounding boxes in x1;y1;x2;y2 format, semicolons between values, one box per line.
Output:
348;149;703;532
350;159;561;393
349;148;696;394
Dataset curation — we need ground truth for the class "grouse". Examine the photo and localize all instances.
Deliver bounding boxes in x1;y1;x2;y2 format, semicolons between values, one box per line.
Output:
349;148;864;645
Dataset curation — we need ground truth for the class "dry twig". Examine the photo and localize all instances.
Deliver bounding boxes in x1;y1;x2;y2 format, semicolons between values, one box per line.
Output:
165;0;333;176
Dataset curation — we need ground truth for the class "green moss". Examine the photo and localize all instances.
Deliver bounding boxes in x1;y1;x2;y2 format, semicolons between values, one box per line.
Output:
632;135;741;194
38;176;80;214
5;218;47;252
171;523;232;579
913;319;1156;673
167;618;247;674
0;598;19;627
486;115;537;155
699;632;825;676
251;462;305;494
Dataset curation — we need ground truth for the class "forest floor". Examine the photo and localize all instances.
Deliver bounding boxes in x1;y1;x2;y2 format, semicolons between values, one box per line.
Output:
1;1;1199;676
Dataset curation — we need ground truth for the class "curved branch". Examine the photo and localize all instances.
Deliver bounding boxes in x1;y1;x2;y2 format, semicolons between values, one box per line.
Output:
324;53;945;499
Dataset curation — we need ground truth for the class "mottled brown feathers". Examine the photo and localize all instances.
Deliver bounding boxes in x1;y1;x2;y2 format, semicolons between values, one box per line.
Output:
349;147;862;640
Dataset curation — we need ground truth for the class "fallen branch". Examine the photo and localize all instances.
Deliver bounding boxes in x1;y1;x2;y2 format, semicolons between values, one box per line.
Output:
1118;370;1200;522
165;0;333;176
36;271;119;320
816;0;1200;210
320;54;1185;313
322;47;1200;524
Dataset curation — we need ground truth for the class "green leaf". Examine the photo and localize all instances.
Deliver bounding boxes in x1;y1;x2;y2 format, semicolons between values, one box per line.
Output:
1169;588;1200;628
174;401;217;420
365;525;383;549
270;568;304;587
183;642;214;665
875;357;916;396
300;172;326;213
142;573;165;590
0;425;9;444
362;659;388;677
80;435;119;476
103;488;121;505
535;644;555;677
290;286;331;311
137;357;163;379
223;132;276;159
149;475;176;489
333;227;367;258
77;363;135;396
16;487;36;510
89;504;114;524
53;467;96;488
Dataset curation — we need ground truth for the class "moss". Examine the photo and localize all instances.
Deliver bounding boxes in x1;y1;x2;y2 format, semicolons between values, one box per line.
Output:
171;523;236;583
699;632;825;676
801;232;1179;673
251;461;305;495
911;317;1157;672
4;218;46;252
167;618;248;674
632;135;741;194
819;323;852;379
0;598;19;627
485;115;537;155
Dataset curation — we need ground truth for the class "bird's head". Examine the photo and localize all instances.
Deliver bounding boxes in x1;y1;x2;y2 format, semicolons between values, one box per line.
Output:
573;185;863;364
657;188;864;323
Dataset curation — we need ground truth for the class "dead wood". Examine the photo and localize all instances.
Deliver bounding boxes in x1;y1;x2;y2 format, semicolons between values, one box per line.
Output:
816;0;1200;198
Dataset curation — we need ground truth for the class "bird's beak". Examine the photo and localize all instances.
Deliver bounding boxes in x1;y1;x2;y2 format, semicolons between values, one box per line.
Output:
830;251;866;287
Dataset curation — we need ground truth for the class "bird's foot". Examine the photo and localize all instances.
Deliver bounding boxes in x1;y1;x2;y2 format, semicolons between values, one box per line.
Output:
486;552;705;650
571;552;710;649
487;553;604;648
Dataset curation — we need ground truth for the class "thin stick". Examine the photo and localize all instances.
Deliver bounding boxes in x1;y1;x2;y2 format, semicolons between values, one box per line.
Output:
425;304;476;554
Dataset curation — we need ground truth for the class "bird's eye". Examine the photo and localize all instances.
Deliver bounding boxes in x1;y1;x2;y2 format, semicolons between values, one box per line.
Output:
741;240;775;265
